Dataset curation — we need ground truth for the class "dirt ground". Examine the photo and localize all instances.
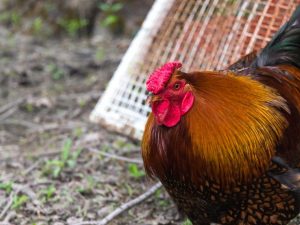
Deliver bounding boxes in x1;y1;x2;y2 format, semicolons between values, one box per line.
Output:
0;2;185;225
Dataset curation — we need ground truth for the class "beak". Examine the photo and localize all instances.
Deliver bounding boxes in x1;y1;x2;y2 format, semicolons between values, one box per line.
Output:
146;93;161;105
146;93;153;105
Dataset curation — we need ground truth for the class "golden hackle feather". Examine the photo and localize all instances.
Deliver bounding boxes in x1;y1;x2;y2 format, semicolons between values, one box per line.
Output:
185;71;289;186
142;71;289;187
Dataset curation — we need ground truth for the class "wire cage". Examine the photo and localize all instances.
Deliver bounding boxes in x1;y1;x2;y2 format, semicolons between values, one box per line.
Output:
90;0;299;139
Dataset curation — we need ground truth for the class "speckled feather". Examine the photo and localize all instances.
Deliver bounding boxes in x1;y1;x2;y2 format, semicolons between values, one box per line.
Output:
163;162;299;225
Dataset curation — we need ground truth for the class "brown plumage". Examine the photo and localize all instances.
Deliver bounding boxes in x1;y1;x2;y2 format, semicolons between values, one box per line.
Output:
142;6;300;225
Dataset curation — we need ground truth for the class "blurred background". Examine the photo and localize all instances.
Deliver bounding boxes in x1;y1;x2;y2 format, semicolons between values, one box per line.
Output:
0;1;186;225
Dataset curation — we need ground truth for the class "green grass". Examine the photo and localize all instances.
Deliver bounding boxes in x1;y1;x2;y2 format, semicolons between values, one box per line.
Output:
12;194;29;209
0;182;13;194
39;185;56;202
128;163;145;179
32;17;43;34
42;138;82;178
98;2;124;33
46;63;65;80
182;219;192;225
58;18;88;37
77;176;95;195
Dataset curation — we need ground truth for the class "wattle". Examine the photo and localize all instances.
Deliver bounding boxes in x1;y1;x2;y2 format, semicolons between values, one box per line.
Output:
152;91;195;127
181;91;195;115
162;102;181;127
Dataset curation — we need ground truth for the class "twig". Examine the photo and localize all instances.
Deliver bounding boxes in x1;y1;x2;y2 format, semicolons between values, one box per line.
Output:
0;98;24;115
23;159;42;175
29;149;62;158
0;149;61;162
121;148;141;154
0;187;21;220
2;211;16;224
57;91;100;101
12;184;42;212
0;222;13;225
0;107;17;121
73;182;162;225
0;192;14;220
0;119;40;129
28;121;87;134
88;148;143;164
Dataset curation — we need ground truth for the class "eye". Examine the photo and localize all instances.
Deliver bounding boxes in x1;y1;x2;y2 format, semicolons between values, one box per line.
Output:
173;82;181;90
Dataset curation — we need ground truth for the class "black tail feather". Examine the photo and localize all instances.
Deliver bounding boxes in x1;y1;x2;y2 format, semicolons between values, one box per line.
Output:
253;6;300;69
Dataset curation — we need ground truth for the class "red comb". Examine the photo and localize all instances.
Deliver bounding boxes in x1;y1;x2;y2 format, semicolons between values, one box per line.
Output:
146;61;182;94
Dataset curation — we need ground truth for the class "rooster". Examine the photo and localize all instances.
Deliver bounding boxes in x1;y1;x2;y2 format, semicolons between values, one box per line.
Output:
142;6;300;225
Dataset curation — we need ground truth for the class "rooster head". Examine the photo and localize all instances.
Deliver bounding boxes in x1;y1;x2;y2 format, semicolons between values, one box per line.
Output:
146;61;195;127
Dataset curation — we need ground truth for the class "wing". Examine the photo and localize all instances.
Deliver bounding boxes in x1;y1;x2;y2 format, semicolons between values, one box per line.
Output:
227;51;257;71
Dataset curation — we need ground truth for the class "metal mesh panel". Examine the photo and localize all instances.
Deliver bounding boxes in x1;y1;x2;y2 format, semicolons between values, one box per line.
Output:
90;0;299;139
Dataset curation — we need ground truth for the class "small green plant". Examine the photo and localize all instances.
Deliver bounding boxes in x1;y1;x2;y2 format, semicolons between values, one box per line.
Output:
128;163;145;179
100;144;110;152
25;103;34;112
42;139;82;178
32;17;43;34
154;189;169;207
12;194;29;209
46;63;65;80
0;11;21;27
43;159;64;178
182;219;192;225
78;99;87;108
10;12;21;26
124;183;133;196
155;189;161;198
0;182;13;194
58;18;88;37
114;139;127;148
39;185;56;202
99;2;123;13
95;48;106;62
99;2;124;33
77;176;95;195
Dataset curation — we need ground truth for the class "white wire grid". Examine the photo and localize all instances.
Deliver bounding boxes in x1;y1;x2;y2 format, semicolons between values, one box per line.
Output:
90;0;299;139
